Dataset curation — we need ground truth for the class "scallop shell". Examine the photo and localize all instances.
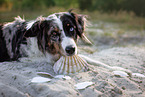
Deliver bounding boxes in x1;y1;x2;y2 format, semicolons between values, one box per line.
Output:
53;55;88;74
74;82;94;90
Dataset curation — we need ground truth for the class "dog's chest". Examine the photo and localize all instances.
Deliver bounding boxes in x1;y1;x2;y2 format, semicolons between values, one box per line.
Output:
20;37;43;57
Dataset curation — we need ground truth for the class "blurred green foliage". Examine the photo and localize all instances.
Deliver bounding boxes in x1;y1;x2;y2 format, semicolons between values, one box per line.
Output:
0;0;145;16
11;0;55;10
89;0;145;16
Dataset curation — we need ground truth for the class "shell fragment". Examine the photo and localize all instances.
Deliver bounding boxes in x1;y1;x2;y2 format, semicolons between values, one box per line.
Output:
132;73;145;78
113;71;129;77
54;75;71;80
74;82;94;90
31;77;51;83
37;72;54;78
53;55;88;74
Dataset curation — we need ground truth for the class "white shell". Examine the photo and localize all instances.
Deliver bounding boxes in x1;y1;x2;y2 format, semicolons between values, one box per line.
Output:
74;82;94;90
37;72;54;78
54;75;71;80
53;55;88;74
113;71;129;77
31;77;51;83
132;73;145;78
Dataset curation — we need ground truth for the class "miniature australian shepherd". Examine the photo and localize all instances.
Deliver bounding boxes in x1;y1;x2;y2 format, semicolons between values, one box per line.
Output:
0;11;90;62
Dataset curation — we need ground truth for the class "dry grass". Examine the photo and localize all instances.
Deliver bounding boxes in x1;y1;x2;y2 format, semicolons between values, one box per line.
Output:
1;8;145;30
82;10;145;30
0;7;67;23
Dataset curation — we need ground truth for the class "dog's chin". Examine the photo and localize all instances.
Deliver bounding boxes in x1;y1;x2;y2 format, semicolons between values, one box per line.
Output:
60;51;77;57
61;53;76;57
66;53;76;57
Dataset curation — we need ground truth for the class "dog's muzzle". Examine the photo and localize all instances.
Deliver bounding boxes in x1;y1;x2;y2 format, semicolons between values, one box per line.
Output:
61;37;77;56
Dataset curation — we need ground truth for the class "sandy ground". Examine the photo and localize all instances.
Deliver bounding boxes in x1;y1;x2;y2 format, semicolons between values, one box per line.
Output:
0;46;145;97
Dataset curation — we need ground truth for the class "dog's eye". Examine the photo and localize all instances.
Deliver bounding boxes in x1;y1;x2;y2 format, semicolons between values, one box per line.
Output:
52;32;57;36
70;27;74;32
51;32;59;41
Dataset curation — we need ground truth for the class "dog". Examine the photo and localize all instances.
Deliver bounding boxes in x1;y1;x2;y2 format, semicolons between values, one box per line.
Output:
0;11;91;62
0;11;132;75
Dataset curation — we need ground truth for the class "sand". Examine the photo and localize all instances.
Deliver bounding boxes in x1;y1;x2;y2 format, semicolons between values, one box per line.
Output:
0;47;145;97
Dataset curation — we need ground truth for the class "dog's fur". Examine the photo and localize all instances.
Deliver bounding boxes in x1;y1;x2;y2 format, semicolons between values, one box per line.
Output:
0;11;88;62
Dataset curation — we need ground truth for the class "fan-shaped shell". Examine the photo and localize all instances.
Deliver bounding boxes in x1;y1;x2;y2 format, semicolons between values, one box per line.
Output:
53;55;88;74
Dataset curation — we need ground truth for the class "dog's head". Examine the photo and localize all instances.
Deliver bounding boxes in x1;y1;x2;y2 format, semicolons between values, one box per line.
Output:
25;11;89;56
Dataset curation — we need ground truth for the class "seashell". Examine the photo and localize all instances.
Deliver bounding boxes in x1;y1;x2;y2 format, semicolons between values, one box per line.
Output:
54;75;71;80
113;71;129;77
53;55;88;75
74;82;94;90
37;72;72;79
37;72;54;78
31;77;51;83
132;73;145;78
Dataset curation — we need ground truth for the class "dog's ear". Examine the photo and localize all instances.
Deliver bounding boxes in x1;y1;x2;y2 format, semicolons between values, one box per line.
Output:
69;12;92;44
24;20;51;53
24;17;48;37
69;12;84;38
24;21;40;37
37;21;50;54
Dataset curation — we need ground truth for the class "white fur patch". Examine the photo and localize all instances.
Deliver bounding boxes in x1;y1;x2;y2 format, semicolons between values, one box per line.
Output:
26;16;45;30
14;16;25;22
4;16;25;27
26;20;36;30
61;37;77;55
54;17;66;37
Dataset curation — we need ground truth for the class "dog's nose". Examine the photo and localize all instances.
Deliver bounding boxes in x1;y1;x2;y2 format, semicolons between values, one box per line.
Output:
65;45;75;55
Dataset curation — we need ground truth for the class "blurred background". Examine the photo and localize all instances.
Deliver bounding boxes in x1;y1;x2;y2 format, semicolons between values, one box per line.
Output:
0;0;145;21
0;0;145;51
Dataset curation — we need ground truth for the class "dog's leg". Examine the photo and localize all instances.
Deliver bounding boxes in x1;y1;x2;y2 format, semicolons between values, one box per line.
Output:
79;54;132;76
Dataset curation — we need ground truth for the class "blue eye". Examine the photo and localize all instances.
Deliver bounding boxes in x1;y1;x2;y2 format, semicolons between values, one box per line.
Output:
70;27;74;32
